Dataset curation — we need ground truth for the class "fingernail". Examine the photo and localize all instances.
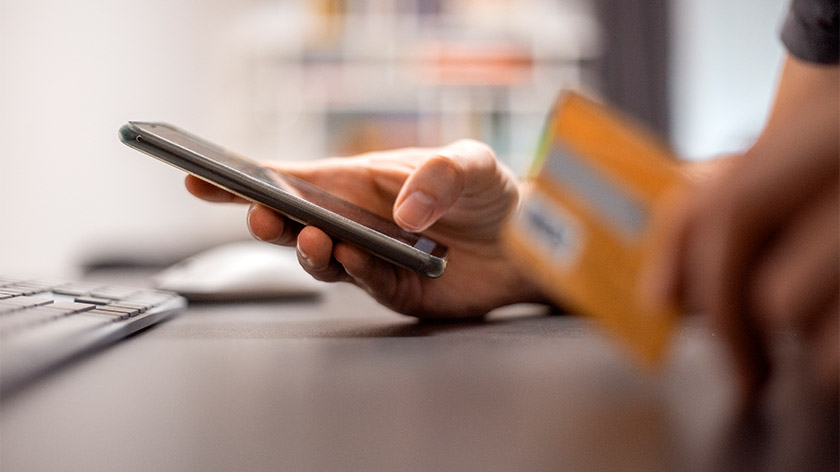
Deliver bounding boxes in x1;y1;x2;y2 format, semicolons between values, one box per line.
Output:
247;205;263;241
395;191;436;232
297;240;311;264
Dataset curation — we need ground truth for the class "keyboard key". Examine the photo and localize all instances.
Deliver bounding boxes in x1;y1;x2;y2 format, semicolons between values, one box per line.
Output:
74;296;112;306
0;296;54;314
123;291;175;306
95;304;141;318
108;301;150;313
51;282;102;297
0;286;39;296
13;280;61;292
90;286;140;300
84;309;128;321
2;295;54;307
41;301;97;315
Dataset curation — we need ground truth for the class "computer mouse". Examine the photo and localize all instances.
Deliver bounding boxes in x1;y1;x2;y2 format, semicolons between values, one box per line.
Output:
152;240;325;302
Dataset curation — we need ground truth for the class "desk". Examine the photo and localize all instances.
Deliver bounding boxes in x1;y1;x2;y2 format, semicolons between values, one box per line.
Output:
1;278;837;471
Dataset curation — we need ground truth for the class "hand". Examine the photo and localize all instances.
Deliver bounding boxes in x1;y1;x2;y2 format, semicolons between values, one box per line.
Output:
643;56;839;400
186;140;548;318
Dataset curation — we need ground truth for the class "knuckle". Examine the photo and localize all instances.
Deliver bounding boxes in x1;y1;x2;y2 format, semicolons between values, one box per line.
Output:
445;139;497;165
272;231;297;246
452;138;495;157
304;264;341;283
425;153;463;179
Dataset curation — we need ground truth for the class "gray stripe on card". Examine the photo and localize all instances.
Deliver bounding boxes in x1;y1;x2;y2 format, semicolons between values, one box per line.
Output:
543;144;647;240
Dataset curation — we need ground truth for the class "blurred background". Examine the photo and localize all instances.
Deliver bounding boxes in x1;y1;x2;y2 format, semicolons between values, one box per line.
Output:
0;0;787;277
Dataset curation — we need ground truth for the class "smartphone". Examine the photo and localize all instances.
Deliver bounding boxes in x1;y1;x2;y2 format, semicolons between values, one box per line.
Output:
119;122;448;277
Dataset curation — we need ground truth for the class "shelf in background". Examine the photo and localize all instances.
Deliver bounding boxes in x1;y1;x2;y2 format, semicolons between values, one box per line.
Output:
216;0;603;174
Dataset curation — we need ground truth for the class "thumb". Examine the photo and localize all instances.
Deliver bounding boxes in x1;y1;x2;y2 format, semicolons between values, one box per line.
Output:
393;153;465;232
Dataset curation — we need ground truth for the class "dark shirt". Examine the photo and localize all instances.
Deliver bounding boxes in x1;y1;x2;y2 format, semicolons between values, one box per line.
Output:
781;0;840;64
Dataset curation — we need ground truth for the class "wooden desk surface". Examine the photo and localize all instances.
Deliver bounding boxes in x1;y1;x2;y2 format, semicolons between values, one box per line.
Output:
1;281;836;471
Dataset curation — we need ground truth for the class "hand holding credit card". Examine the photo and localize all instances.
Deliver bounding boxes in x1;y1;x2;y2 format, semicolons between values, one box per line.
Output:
504;91;689;367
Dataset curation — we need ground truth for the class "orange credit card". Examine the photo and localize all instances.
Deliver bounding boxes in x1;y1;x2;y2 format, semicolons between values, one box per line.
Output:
504;91;688;367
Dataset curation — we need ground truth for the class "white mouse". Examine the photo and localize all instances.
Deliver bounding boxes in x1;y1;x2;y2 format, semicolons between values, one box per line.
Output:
153;240;325;302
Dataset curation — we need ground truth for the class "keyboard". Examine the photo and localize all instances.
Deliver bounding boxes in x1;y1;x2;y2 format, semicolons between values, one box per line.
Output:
0;275;187;397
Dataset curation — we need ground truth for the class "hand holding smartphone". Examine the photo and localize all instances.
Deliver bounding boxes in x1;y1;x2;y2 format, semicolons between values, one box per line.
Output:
119;122;448;277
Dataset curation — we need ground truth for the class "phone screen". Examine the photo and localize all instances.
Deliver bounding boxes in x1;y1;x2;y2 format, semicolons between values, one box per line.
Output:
121;122;448;276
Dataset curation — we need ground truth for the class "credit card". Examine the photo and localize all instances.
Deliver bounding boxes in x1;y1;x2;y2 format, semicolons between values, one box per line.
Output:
504;91;688;367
